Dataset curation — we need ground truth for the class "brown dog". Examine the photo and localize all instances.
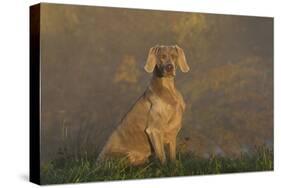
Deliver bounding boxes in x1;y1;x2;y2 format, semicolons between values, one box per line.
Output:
97;45;189;165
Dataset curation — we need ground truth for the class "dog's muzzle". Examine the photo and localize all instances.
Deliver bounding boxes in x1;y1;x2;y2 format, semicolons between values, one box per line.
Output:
165;64;174;73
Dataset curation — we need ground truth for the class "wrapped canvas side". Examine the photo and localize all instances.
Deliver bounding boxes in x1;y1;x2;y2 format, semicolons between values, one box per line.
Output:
30;3;41;185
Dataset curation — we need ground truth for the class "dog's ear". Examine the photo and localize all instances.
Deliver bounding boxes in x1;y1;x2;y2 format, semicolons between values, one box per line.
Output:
144;47;158;73
175;45;190;73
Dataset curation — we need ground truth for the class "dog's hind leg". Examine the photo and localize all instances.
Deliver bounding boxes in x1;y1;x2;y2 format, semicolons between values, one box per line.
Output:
126;151;149;166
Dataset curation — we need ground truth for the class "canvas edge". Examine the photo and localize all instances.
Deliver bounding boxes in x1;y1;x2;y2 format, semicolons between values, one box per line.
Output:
29;3;41;185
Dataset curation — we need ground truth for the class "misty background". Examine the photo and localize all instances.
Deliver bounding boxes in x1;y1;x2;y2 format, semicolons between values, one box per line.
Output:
39;3;273;164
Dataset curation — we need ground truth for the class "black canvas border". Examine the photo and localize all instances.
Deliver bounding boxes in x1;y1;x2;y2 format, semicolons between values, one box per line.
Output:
30;3;41;185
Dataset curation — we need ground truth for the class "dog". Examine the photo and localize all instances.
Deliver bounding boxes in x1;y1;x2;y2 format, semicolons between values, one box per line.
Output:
97;45;190;165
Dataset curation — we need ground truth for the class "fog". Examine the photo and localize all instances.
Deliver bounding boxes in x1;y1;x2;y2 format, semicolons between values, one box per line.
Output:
39;3;273;163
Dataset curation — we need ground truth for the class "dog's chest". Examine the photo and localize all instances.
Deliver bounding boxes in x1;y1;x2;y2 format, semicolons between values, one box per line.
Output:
154;98;182;123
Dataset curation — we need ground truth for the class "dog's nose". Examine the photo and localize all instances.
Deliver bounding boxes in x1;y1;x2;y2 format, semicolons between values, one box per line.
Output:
165;64;174;72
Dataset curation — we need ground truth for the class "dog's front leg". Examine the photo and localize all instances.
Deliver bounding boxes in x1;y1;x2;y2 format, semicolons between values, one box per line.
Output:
146;127;166;164
167;136;176;162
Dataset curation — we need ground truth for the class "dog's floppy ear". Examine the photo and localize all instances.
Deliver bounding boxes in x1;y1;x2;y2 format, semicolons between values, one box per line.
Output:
144;47;158;73
175;45;190;73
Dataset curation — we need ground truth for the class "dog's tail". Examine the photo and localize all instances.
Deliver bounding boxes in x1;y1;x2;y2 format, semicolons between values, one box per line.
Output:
95;148;106;164
95;142;110;166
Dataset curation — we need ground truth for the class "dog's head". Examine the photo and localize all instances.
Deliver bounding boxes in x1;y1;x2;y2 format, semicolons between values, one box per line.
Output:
144;45;190;77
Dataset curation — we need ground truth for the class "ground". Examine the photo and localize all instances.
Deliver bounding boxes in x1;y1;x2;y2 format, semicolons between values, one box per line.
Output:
40;147;273;185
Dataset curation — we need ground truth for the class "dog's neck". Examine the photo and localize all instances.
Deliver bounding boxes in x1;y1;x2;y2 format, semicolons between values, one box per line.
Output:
149;74;179;106
151;74;175;92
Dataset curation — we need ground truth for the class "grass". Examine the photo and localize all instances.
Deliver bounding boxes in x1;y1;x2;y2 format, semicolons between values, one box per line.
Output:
40;147;273;185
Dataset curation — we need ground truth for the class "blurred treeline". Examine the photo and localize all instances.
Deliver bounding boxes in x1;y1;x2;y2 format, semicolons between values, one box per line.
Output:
39;4;273;163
